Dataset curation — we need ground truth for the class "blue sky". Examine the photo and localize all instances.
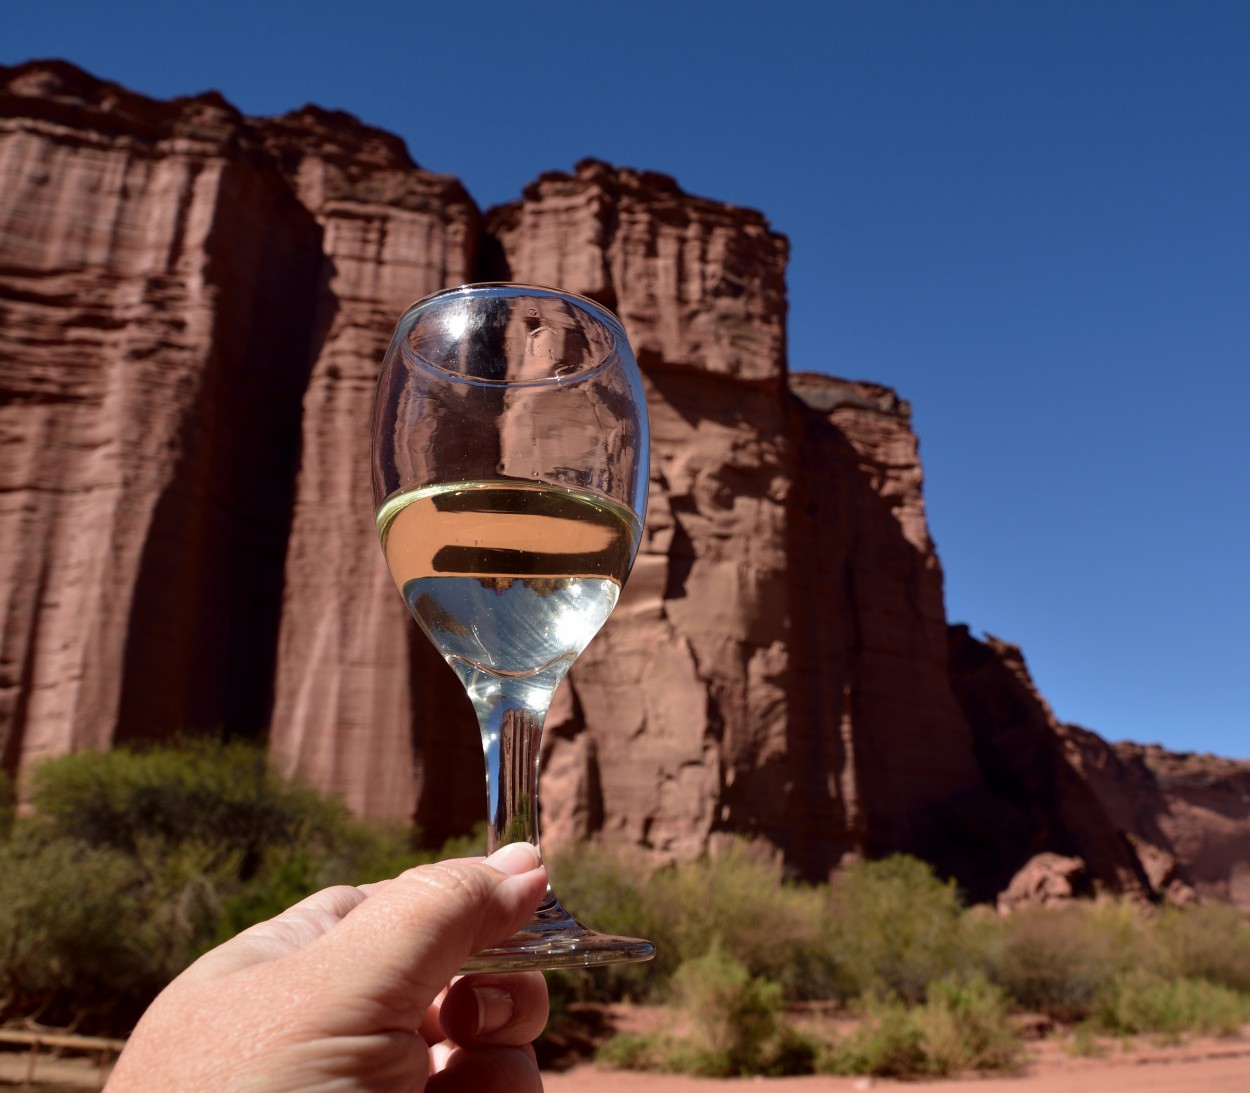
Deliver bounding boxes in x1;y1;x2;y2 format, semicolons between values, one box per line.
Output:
6;1;1248;758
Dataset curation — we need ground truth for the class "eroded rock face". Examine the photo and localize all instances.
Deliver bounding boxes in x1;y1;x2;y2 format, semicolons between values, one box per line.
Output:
0;60;480;826
259;106;482;825
1068;731;1249;909
487;164;794;860
486;160;788;386
0;61;322;773
1;61;1244;903
947;627;1153;902
487;168;989;878
997;852;1090;912
786;375;983;877
945;628;1250;909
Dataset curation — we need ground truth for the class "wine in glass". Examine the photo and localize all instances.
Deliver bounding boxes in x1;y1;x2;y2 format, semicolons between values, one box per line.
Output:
371;283;655;971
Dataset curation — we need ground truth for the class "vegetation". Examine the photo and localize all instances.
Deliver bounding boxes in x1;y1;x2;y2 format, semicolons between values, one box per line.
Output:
597;946;817;1076
0;740;423;1032
1094;971;1250;1040
817;976;1022;1078
1;738;1248;1079
561;843;1250;1079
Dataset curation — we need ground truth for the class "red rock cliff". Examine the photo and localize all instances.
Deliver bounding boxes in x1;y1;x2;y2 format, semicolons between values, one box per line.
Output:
1;62;322;768
2;61;1243;903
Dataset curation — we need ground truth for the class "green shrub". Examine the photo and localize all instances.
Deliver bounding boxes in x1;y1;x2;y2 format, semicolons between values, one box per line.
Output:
0;741;427;1033
27;739;345;874
1146;902;1250;993
819;995;926;1077
548;841;654;943
913;975;1023;1075
645;842;831;996
549;838;833;1000
26;739;423;913
596;946;816;1077
1095;970;1250;1040
545;840;659;1001
1066;1022;1109;1057
0;833;160;1030
10;739;1250;1051
595;1031;670;1071
819;977;1021;1079
989;901;1138;1020
826;855;977;1003
672;946;785;1072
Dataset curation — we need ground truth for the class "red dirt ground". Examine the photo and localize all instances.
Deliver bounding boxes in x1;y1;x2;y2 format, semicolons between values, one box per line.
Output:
542;1036;1250;1093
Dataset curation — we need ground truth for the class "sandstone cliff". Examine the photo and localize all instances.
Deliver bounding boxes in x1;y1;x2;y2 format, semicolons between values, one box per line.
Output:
2;60;1244;905
0;62;322;769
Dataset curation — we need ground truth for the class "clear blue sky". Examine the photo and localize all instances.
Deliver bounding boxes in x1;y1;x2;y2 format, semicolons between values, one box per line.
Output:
7;1;1248;758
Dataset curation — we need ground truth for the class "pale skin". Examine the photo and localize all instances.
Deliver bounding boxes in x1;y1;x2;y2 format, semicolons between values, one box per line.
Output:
106;843;551;1093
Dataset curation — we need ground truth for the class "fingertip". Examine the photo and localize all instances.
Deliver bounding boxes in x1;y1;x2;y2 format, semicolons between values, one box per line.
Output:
483;842;541;876
473;985;515;1034
440;971;549;1046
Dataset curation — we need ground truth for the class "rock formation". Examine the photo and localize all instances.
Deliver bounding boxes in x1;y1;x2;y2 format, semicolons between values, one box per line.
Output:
0;62;323;771
2;60;1246;907
1070;731;1249;906
997;852;1091;912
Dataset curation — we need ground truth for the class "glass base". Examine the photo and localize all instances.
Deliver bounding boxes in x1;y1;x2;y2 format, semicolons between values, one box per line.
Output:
460;893;655;973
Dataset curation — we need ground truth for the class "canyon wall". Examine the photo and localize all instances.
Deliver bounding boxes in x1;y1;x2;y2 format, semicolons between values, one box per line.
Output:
2;61;1245;904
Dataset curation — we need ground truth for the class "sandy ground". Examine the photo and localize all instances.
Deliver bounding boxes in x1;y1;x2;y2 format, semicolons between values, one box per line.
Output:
542;1035;1250;1093
3;1031;1248;1091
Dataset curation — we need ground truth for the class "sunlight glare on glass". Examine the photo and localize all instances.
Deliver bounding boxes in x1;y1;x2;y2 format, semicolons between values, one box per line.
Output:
444;308;470;340
551;583;584;651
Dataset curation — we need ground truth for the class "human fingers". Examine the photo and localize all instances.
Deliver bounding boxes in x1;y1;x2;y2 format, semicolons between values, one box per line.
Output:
427;1042;543;1093
438;971;549;1047
357;855;488;898
288;842;547;1033
179;883;369;982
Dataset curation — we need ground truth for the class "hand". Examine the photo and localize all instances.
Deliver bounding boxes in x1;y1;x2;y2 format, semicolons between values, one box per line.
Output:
106;843;550;1092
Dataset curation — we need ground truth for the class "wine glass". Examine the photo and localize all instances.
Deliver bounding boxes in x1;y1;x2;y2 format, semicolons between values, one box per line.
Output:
371;283;656;971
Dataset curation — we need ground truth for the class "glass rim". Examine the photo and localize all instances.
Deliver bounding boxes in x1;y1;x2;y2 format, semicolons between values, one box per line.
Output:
396;282;627;388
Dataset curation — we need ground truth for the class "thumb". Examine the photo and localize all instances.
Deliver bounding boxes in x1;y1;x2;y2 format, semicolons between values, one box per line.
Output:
288;843;546;1030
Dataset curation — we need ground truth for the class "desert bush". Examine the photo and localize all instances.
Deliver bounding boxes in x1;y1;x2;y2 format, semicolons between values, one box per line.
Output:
0;741;425;1032
989;900;1139;1020
819;995;926;1077
1095;969;1250;1040
645;842;831;995
670;946;813;1074
27;739;346;873
548;841;655;943
0;833;159;1029
595;1031;672;1071
29;739;422;880
820;976;1021;1078
596;946;816;1077
912;975;1023;1075
1146;902;1250;993
1065;1021;1109;1057
549;838;833;999
545;840;659;1001
826;855;979;1003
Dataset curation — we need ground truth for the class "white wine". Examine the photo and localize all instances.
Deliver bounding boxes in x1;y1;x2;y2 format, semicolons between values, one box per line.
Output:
378;480;641;679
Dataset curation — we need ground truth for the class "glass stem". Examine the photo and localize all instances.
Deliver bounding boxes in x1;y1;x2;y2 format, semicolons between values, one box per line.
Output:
463;671;560;858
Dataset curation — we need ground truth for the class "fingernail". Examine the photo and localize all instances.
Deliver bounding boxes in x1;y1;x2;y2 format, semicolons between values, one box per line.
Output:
473;985;515;1034
484;842;541;876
